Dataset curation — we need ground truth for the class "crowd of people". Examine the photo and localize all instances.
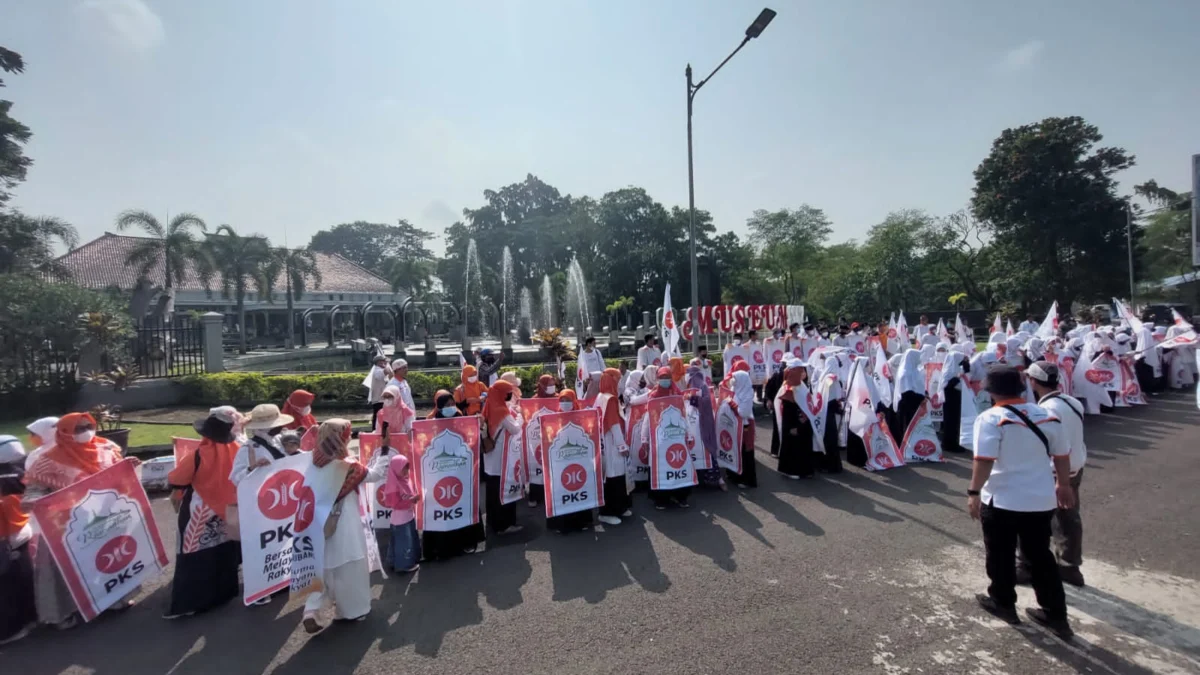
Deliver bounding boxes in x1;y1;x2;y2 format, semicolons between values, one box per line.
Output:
0;306;1194;645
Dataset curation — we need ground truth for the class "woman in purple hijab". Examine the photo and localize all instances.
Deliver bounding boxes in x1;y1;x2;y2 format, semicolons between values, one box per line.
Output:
687;364;726;490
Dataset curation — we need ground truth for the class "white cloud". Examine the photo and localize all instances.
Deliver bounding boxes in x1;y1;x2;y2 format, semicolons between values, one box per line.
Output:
77;0;165;54
997;40;1044;72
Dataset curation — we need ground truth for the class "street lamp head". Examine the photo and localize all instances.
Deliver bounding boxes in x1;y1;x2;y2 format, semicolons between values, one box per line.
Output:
745;8;776;39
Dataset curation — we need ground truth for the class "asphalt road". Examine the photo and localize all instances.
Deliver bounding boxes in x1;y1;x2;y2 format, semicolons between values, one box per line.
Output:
5;391;1199;674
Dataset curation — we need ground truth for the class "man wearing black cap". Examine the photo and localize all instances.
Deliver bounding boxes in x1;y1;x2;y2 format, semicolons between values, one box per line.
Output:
1021;361;1087;588
967;365;1076;640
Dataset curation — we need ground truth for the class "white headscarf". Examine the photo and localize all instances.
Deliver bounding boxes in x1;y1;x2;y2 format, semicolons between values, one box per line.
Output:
624;369;648;405
919;333;938;347
968;351;998;383
894;349;925;409
1024;337;1046;361
886;353;903;380
731;371;755;423
939;351;968;391
1005;337;1022;362
26;417;58;445
919;344;936;364
1135;326;1161;372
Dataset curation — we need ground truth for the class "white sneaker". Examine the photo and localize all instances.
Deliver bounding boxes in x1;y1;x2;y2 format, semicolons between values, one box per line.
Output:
598;515;622;526
251;596;272;606
621;509;633;517
0;622;34;645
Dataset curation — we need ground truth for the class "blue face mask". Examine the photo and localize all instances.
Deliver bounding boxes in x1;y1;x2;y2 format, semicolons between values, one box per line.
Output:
658;378;672;388
560;402;574;412
440;406;457;417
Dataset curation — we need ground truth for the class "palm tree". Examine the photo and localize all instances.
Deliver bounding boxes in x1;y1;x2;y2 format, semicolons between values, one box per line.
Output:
265;248;322;349
116;210;208;316
384;257;435;299
0;212;78;276
201;225;274;354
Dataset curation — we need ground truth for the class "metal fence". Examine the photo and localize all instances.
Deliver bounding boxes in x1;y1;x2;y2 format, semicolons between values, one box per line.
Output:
130;317;205;379
0;342;79;419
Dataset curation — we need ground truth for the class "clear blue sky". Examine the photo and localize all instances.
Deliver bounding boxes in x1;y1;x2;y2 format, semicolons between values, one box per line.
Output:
6;0;1199;255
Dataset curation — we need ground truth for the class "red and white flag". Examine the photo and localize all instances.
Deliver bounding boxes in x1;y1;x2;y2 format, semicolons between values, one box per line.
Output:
991;313;1003;335
172;437;200;465
1005;320;1015;337
411;417;481;532
936;318;948;341
30;460;169;621
1036;301;1059;338
1113;298;1144;333
901;400;942;463
794;382;829;455
647;396;697;490
661;283;681;359
1173;308;1194;331
896;311;910;349
540;408;604;517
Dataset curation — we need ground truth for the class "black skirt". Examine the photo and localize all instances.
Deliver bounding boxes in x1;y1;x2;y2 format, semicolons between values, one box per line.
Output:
778;399;816;478
600;476;631;517
0;541;35;640
167;489;241;616
941;381;965;453
484;474;518;533
422;521;485;560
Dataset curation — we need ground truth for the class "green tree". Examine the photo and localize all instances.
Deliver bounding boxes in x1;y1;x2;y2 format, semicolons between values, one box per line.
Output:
0;211;78;276
203;225;274;354
747;206;833;303
264;248;322;349
0;46;31;206
309;220;433;272
971;116;1135;307
116;210;210;311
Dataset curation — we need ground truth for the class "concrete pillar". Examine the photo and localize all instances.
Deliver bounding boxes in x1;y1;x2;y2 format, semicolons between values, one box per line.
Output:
642;311;651;330
200;312;225;373
608;329;620;357
501;330;513;361
460;324;472;354
424;335;438;368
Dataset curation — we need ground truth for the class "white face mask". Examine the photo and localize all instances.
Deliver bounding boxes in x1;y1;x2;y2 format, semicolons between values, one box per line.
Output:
543;386;555;395
383;398;396;407
560;402;574;412
74;430;95;444
299;406;311;416
734;339;742;346
467;376;478;383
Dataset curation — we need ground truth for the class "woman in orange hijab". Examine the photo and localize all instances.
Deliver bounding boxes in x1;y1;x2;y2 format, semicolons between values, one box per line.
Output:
23;413;129;629
668;356;687;391
596;368;632;526
535;373;557;398
164;407;243;619
481;380;523;535
454;365;488;416
546;389;594;533
282;390;317;430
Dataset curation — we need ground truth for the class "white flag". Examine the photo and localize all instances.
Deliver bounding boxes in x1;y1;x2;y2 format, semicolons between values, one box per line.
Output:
897;311;910;348
661;283;681;359
1113;298;1144;333
1005;320;1015;337
1173;308;1194;331
954;314;973;352
1036;301;1059;338
991;313;1002;335
936;318;948;341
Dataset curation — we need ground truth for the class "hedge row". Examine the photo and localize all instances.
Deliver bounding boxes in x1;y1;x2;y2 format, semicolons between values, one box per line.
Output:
179;355;727;407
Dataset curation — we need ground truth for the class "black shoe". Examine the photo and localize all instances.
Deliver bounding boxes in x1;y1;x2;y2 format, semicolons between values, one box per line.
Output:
976;593;1020;625
1014;566;1032;586
1026;608;1073;641
1058;565;1085;588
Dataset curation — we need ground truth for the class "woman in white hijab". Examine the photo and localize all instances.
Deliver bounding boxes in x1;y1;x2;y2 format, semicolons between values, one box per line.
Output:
938;351;969;453
1024;337;1046;362
891;349;926;443
1134;326;1163;393
23;417;58;471
815;356;844;474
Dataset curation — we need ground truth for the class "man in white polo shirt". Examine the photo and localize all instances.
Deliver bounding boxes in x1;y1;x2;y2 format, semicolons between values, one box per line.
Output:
968;365;1075;640
1020;361;1087;588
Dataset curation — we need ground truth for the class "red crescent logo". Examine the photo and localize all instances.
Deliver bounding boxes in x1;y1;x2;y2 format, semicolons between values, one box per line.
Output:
665;443;688;469
913;439;937;457
258;469;306;520
560;463;587;492
433;476;464;508
719;429;734;451
95;535;137;575
874;453;894;469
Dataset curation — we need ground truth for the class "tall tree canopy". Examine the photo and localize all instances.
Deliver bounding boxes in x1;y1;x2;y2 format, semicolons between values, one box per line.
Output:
0;46;32;206
971;116;1135;307
309;219;434;272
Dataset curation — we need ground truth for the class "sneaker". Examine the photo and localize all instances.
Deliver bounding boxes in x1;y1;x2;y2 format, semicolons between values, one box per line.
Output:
497;525;524;536
598;515;622;526
400;564;420;573
527;500;537;508
975;593;1020;625
251;596;272;606
621;509;633;517
303;616;325;634
676;500;690;509
654;504;667;511
161;612;195;621
1015;566;1033;586
785;475;801;480
1025;608;1074;641
0;622;35;645
1058;565;1085;588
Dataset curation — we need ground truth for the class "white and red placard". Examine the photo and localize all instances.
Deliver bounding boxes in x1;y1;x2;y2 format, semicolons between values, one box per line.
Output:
499;409;526;505
289;451;353;600
847;333;867;356
30;460;169;621
1118;356;1146;406
647;396;698;490
901;400;942;463
540;408;604;517
924;362;944;423
714;398;743;473
795;383;829;454
172;437;200;465
520;398;558;486
359;432;413;529
861;414;904;472
685;401;713;470
626;402;650;483
748;343;768;386
411;416;481;532
1057;356;1076;397
762;337;788;375
236;452;311;604
300;426;318;453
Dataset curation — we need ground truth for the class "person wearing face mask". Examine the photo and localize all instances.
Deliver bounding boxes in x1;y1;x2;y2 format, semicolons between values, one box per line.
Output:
535;374;558;399
421;392;486;558
476;348;504;386
644;367;692;509
24;413;133;629
164;408;243;619
482;380;525;536
282;390;317;431
723;332;749;374
0;435;35;645
597;368;634;524
374;385;414;435
455;365;488;416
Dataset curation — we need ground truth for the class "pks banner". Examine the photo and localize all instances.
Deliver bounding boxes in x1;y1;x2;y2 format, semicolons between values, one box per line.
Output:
648;396;697;490
359;432;413;529
540;409;604;517
30;460;169;621
714;399;743;473
901;400;943;463
236;452;312;604
411;417;481;532
861;414;905;472
499;410;526;505
685;402;713;470
626;402;650;483
924;362;944;422
519;398;559;486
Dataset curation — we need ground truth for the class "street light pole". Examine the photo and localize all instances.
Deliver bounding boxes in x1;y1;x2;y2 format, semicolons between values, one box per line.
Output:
686;8;776;322
1126;203;1135;305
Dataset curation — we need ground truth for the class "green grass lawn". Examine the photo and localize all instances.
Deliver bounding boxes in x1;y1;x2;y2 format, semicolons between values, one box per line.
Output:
0;421;196;448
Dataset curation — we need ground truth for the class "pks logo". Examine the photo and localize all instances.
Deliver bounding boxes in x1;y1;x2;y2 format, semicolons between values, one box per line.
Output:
719;429;734;452
638;446;649;465
874;452;895;469
887;328;897;339
95;535;137;575
257;469;308;521
807;392;823;416
753;350;764;364
856;341;866;353
772;350;783;363
433;476;464;508
375;484;388;508
513;459;523;481
665;443;688;470
561;464;587;492
913;439;937;457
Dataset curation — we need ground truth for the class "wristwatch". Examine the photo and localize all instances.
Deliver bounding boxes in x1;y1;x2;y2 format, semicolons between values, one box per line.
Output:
967;489;981;497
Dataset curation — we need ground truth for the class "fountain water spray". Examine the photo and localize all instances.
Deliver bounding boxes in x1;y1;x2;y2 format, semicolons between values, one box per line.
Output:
541;274;555;329
501;246;515;333
463;238;482;335
565;257;592;336
519;287;533;331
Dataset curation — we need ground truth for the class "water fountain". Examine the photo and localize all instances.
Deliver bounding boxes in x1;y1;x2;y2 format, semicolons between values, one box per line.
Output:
541;274;555;329
462;238;482;354
565;257;592;337
518;286;533;344
500;247;515;357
